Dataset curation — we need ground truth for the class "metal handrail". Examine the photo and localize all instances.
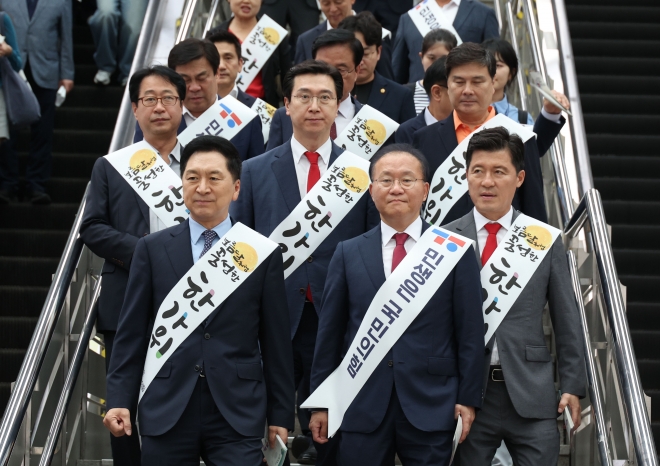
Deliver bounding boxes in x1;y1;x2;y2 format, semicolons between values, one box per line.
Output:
552;0;593;198
38;281;102;466
0;187;89;465
565;191;658;466
567;250;614;466
505;1;527;112
203;0;222;38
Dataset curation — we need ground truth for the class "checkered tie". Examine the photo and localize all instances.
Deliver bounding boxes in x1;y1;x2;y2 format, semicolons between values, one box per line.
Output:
199;229;218;259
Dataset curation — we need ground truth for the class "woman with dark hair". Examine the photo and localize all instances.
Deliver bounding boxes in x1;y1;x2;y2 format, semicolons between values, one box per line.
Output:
483;38;534;124
212;0;291;107
406;29;457;115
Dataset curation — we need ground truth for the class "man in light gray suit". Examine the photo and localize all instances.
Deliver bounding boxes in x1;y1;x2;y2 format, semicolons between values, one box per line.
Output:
0;0;74;204
444;127;586;466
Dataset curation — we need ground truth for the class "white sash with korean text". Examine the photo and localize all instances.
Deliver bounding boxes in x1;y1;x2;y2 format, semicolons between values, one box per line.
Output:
423;114;536;225
334;105;400;160
139;223;277;402
301;226;473;437
482;214;561;344
178;95;258;146
104;141;188;228
408;0;463;44
236;15;288;92
251;98;277;144
269;151;371;278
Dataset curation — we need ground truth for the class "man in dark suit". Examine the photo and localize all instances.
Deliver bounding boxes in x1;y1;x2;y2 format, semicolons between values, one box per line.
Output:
81;65;187;466
267;30;364;151
295;0;394;80
339;12;415;124
231;60;379;464
354;0;413;39
260;0;320;61
392;0;499;84
396;56;453;144
134;38;264;161
443;128;585;465
309;144;484;465
413;43;569;225
0;0;74;204
104;135;294;465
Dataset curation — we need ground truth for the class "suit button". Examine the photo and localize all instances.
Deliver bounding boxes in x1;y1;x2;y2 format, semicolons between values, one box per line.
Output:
194;365;201;372
204;333;211;340
307;256;313;263
388;360;393;367
299;288;306;295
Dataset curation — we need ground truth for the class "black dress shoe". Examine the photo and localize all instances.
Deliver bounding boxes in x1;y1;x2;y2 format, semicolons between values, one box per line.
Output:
291;435;311;459
298;443;317;465
29;191;51;205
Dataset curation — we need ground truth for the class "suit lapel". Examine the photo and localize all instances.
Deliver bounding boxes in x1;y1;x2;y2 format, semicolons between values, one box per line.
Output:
177;119;187;135
29;0;48;24
366;73;387;110
438;113;459;156
358;226;386;291
135;191;150;225
452;211;480;267
452;0;474;31
271;146;302;212
329;142;342;165
164;220;194;280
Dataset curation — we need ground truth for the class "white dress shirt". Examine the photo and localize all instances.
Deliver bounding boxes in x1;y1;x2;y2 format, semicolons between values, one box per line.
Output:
381;217;423;278
290;136;332;200
182;95;220;127
189;214;233;263
335;95;356;136
149;141;183;233
440;0;461;24
423;107;438;126
473;206;513;365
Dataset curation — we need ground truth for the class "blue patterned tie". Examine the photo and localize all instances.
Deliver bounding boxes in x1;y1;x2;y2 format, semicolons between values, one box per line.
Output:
199;230;218;258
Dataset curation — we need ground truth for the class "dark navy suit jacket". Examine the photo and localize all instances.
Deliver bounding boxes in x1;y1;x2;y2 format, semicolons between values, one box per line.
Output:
133;90;265;161
266;97;363;151
354;0;413;38
392;0;499;83
395;110;427;144
81;157;151;332
412;111;565;225
229;142;380;337
360;72;416;124
310;222;485;433
106;220;294;437
294;20;395;81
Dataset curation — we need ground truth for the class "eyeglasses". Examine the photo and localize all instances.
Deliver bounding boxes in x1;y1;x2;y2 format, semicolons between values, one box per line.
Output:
373;178;423;189
335;68;356;77
138;96;179;107
292;94;338;105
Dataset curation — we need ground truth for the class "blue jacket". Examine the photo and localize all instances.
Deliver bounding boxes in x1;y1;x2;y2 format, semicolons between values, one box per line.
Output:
106;220;294;437
133;90;265;161
311;221;485;433
361;72;416;124
412;111;565;225
394;110;428;144
0;12;23;84
294;20;395;81
266;97;363;151
392;0;499;84
229;141;380;337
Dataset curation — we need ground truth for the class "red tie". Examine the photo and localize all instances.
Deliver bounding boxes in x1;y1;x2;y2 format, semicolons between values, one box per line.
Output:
304;151;321;302
481;223;502;266
330;121;337;140
391;233;409;272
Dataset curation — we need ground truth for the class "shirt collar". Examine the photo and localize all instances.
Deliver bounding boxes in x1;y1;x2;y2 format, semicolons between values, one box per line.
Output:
290;135;333;166
473;206;513;233
229;86;239;99
182;95;220;121
338;95;355;119
189;214;232;245
443;0;461;7
423;107;438;126
380;216;423;246
144;140;182;166
453;106;496;132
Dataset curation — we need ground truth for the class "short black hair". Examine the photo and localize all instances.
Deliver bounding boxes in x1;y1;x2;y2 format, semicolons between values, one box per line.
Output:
180;136;242;182
338;11;382;48
205;27;242;61
482;38;518;90
369;143;430;182
421;28;458;56
423;56;448;96
465;127;525;173
312;29;364;68
168;38;220;74
446;42;496;79
129;66;186;104
282;60;343;101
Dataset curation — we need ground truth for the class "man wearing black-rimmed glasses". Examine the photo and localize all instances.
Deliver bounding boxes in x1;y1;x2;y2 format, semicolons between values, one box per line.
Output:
80;65;186;466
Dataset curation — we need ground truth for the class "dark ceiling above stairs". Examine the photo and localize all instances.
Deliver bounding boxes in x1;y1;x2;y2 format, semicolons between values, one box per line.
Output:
566;0;660;453
0;14;121;417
